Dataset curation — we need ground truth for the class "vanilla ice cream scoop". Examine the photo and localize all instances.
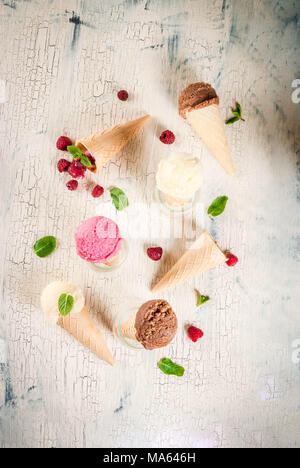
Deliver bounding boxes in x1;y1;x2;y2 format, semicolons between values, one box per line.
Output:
41;281;85;323
156;152;202;201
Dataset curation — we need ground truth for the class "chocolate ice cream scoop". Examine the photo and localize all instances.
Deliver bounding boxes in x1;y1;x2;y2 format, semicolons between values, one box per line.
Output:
135;300;177;350
178;82;219;119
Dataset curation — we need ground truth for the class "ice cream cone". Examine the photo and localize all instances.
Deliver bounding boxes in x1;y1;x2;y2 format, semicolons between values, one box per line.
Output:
104;252;121;267
186;104;234;176
118;312;137;340
76;115;150;172
151;231;227;293
57;306;115;366
163;194;190;209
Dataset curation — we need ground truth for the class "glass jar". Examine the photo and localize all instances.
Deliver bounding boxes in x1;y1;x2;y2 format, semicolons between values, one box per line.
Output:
90;239;129;272
156;188;195;215
114;306;144;349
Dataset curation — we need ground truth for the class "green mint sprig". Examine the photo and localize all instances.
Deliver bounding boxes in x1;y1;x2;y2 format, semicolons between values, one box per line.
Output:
207;196;228;217
58;294;74;316
110;187;129;211
67;145;92;168
158;358;185;377
33;236;57;258
196;290;210;307
226;102;245;125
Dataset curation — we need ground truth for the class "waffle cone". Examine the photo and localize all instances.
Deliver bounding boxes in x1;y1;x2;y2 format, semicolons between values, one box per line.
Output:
119;312;137;340
151;231;226;293
163;194;190;209
105;252;121;267
57;306;115;366
76;115;150;172
186;104;234;176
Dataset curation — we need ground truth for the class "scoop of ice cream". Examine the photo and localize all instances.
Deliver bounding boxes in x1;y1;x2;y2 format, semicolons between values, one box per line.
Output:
41;281;85;323
156;152;202;200
135;300;177;350
75;216;122;263
178;82;219;119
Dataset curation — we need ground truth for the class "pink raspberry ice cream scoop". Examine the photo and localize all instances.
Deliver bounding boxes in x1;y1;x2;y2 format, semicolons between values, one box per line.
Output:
75;216;122;263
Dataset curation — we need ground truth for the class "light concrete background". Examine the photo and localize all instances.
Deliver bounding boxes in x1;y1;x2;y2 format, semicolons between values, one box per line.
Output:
0;0;299;448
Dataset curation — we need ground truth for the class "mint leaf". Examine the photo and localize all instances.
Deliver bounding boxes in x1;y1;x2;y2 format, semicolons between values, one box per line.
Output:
58;294;74;316
67;145;82;159
67;146;92;167
110;187;129;211
196;290;210;307
207;196;228;217
79;154;92;167
226;116;240;125
158;358;184;377
226;102;244;124
33;236;56;258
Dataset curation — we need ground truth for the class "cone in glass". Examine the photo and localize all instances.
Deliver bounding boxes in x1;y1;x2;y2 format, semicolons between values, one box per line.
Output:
163;194;190;210
151;231;227;293
118;311;137;340
156;152;203;213
179;82;234;176
114;300;178;350
76;115;150;172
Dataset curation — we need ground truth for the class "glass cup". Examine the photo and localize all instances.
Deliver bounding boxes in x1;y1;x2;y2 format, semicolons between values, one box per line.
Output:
90;239;129;272
114;306;144;349
156;188;195;216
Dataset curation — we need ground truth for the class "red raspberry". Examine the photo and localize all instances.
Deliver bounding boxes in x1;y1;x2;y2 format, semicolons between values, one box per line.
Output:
226;253;239;267
68;159;86;179
56;136;73;151
147;247;163;261
66;180;78;191
57;159;71;173
85;152;96;170
187;326;204;343
117;90;129;101
86;153;95;165
159;130;175;145
92;185;104;198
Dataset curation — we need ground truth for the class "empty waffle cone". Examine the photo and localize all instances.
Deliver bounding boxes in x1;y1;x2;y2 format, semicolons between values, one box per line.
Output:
76;115;150;172
151;231;227;293
57;306;115;366
186;104;234;176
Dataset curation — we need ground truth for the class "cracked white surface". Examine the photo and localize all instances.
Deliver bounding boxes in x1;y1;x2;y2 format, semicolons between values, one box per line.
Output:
0;0;299;448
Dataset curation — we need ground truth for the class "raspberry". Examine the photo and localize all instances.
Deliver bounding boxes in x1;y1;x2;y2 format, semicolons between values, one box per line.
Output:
86;153;95;165
85;152;96;170
66;180;78;191
92;185;104;198
187;326;204;343
117;90;129;101
159;130;175;145
57;159;71;173
68;159;86;179
147;247;163;261
56;136;73;151
226;253;239;267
